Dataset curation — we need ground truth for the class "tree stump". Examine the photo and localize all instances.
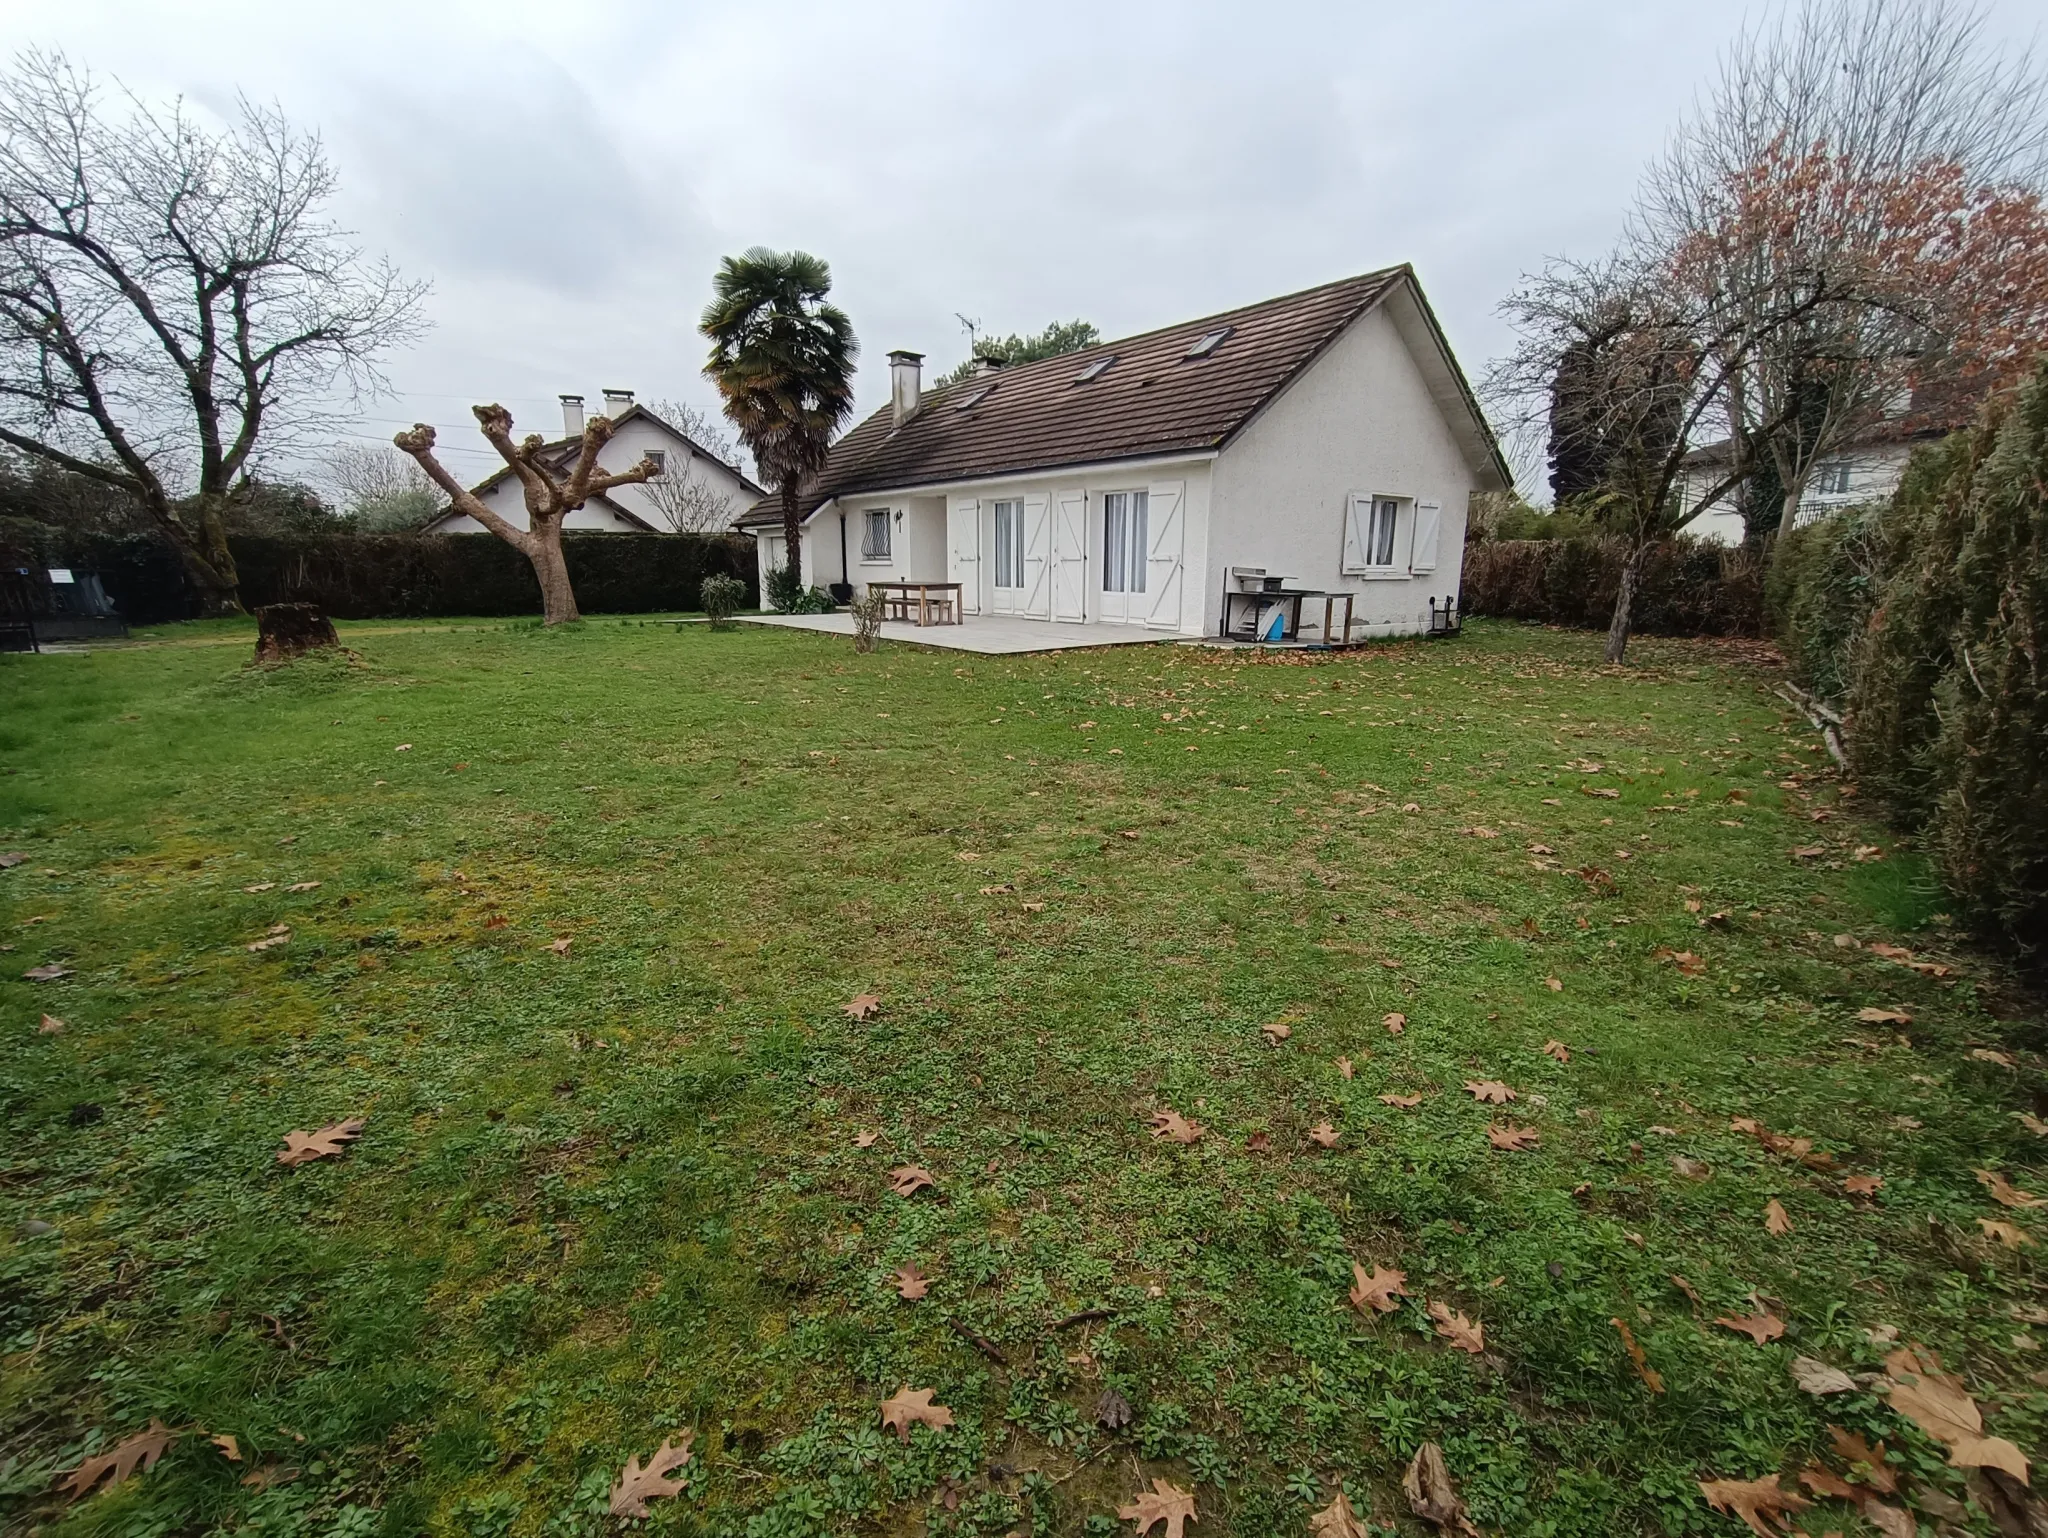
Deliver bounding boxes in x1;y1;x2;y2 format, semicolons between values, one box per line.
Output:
254;603;339;664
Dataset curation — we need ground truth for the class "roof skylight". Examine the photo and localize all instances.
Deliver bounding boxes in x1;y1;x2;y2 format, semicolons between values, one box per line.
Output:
955;386;994;410
1184;326;1233;359
1072;354;1118;383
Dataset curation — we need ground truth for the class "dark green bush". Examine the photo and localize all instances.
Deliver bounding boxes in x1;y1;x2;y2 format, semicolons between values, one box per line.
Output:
0;524;758;624
1763;503;1890;702
1459;536;1763;637
762;562;836;614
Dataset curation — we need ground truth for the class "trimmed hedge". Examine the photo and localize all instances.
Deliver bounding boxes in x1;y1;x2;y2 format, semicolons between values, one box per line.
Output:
1459;536;1764;638
0;521;757;625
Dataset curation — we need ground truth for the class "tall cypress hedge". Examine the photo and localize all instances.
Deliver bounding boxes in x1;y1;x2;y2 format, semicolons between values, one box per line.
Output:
0;523;758;625
1459;535;1764;637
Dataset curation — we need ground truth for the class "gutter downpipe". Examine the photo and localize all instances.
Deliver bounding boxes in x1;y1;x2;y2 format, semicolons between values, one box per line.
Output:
839;511;848;584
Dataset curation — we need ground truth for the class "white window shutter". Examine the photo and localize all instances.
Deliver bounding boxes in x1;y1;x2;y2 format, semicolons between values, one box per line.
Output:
1341;493;1369;574
1144;480;1186;630
1411;501;1442;573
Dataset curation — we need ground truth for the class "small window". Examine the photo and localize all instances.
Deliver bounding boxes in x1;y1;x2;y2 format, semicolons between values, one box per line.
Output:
1184;326;1232;360
1072;355;1118;383
1368;498;1400;565
1102;491;1150;593
956;386;994;410
993;500;1024;588
1815;462;1852;495
644;449;667;476
862;508;892;562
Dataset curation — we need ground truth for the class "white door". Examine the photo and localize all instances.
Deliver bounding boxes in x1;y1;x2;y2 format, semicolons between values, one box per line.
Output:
1144;480;1186;631
1098;489;1147;624
1053;488;1088;622
948;497;982;614
1020;492;1052;619
991;498;1025;615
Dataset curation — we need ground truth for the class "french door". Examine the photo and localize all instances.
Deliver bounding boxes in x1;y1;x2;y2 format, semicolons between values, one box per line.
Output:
1098;489;1149;624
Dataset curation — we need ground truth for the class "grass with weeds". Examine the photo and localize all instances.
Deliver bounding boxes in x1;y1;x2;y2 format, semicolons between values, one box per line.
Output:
1;616;2043;1538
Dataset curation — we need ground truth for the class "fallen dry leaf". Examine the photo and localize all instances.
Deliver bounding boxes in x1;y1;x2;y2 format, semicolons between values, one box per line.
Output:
1791;845;1827;860
1764;1199;1793;1236
1857;1007;1912;1025
1671;1155;1711;1180
1796;1463;1858;1502
1545;976;1563;991
1487;1123;1540;1151
1245;1131;1271;1153
246;925;291;952
37;1013;64;1035
1976;1169;2047;1209
1716;1313;1787;1345
1580;786;1620;799
1971;1048;2017;1067
1379;1092;1424;1109
1403;1442;1479;1535
1611;1317;1665;1394
59;1420;177;1500
1336;1056;1354;1080
2013;1111;2048;1136
1827;1426;1897;1494
1671;1273;1705;1309
1697;1476;1811;1537
1149;1110;1206;1145
892;1263;930;1299
1464;1079;1516;1104
1861;1501;1914;1538
1095;1388;1132;1429
1429;1300;1485;1354
546;938;572;956
243;882;275;893
1118;1478;1197;1538
1260;1020;1292;1044
978;883;1013;895
0;852;24;868
879;1386;954;1443
843;993;881;1021
608;1433;693;1519
1383;1011;1407;1034
853;1130;878;1148
1021;900;1045;913
239;1463;300;1491
1543;1039;1571;1062
1977;1218;2034;1249
1790;1356;1856;1395
1884;1344;2031;1483
1308;1491;1371;1538
887;1165;935;1197
1349;1262;1410;1314
1842;1174;1883;1197
1306;1122;1340;1148
276;1118;364;1169
285;881;320;893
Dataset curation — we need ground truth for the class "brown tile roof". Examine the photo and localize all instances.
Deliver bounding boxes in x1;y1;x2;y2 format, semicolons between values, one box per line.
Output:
737;266;1502;528
456;402;764;503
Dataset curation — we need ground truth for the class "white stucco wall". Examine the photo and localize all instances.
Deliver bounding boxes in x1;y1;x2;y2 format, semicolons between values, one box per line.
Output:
1207;300;1477;639
1676;441;1917;546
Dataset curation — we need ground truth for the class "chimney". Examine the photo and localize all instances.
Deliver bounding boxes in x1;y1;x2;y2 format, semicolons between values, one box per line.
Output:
601;387;634;415
560;394;586;436
888;351;924;428
971;355;1004;379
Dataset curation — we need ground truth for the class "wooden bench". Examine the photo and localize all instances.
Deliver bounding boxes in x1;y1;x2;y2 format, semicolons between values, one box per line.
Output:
869;580;964;627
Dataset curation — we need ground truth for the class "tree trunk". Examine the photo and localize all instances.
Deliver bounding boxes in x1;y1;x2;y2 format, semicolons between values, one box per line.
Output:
1605;540;1654;664
781;478;803;582
192;495;244;617
527;520;580;625
253;603;338;663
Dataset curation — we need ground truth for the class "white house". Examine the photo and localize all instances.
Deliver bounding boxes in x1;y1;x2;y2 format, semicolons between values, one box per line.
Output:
423;390;762;535
1675;422;1950;546
735;267;1510;641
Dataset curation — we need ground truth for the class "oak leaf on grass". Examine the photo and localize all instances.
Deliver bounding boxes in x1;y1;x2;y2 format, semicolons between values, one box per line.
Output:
1149;1110;1205;1145
1715;1313;1786;1345
1971;1047;2016;1067
1428;1300;1484;1354
891;1263;929;1299
1308;1491;1370;1538
1260;1019;1292;1044
1697;1476;1810;1537
879;1386;954;1443
608;1433;693;1519
1857;1007;1912;1025
1611;1317;1664;1393
59;1420;176;1500
1348;1262;1409;1315
1403;1442;1479;1535
1542;1040;1570;1062
1790;1356;1855;1395
853;1131;878;1148
844;993;881;1021
546;938;572;955
1978;1217;2034;1248
1884;1345;2031;1482
276;1118;364;1168
1383;1012;1407;1035
1976;1169;2047;1209
1118;1478;1197;1538
1842;1174;1883;1197
210;1434;241;1462
1487;1123;1539;1151
1379;1092;1424;1109
1336;1056;1354;1080
888;1165;935;1197
1307;1122;1340;1148
37;1013;63;1034
1827;1427;1897;1494
1764;1199;1793;1235
2013;1111;2048;1136
1463;1080;1516;1104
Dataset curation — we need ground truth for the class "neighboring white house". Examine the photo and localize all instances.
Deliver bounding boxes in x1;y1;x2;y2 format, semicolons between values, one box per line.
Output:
423;390;762;535
1675;423;1949;546
735;267;1511;641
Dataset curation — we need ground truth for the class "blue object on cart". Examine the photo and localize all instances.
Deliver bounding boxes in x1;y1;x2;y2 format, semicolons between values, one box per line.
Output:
1258;604;1287;641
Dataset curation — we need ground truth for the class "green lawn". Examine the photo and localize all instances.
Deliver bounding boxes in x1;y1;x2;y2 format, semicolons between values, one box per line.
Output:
1;616;2042;1538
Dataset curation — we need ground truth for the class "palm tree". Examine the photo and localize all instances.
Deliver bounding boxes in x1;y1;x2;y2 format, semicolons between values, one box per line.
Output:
700;248;858;588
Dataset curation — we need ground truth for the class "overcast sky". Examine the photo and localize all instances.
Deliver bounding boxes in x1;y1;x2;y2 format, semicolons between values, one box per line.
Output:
3;0;2043;490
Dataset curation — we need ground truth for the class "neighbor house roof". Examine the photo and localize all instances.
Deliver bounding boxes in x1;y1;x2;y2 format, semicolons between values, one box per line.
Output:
736;266;1508;528
423;402;763;529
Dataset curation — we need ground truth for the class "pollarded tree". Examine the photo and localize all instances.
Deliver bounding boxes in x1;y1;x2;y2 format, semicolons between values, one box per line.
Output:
0;51;425;613
394;406;657;625
700;248;857;582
